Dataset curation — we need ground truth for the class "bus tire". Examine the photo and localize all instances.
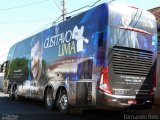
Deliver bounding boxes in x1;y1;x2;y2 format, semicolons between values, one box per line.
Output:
145;101;154;109
58;90;70;114
45;87;54;110
14;89;20;101
143;98;154;109
9;90;13;99
7;84;11;94
9;86;14;100
145;104;153;109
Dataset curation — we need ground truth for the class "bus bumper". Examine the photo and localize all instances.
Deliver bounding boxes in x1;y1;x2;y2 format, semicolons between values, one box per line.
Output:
98;92;154;109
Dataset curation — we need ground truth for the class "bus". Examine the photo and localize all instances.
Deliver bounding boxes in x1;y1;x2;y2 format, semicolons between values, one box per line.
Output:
0;72;4;91
0;2;157;113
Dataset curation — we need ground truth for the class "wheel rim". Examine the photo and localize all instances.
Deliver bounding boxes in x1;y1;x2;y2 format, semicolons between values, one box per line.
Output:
59;94;68;110
46;89;53;106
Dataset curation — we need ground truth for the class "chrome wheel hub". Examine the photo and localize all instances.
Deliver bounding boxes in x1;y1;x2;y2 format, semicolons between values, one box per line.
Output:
59;95;68;109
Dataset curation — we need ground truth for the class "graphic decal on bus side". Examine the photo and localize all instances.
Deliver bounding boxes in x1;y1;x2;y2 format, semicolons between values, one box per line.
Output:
43;25;89;56
72;26;89;52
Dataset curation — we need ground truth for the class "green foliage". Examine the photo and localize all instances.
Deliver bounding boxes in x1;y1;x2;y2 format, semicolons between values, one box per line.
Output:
9;58;29;81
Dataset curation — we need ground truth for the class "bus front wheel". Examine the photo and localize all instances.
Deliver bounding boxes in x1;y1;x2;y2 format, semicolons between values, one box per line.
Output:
14;89;21;101
9;85;16;100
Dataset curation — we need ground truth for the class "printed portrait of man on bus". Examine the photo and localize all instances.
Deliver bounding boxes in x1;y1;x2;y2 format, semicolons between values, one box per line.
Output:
30;34;47;87
31;38;42;82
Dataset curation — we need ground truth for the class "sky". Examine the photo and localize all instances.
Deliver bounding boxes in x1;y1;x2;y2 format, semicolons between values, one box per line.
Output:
0;0;160;64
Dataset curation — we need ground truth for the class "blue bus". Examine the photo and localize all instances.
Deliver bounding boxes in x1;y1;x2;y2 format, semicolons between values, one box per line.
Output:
0;2;157;113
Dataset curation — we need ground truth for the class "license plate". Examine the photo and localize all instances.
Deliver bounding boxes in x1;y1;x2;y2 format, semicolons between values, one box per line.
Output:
114;89;125;95
128;100;137;105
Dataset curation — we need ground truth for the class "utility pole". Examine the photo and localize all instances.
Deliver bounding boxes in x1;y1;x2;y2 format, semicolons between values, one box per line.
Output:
62;0;66;21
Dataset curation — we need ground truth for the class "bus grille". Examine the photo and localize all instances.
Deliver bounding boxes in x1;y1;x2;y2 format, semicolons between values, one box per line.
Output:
112;46;153;76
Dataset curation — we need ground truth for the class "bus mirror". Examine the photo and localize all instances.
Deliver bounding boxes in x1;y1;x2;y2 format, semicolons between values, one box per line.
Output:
0;61;8;73
0;64;3;73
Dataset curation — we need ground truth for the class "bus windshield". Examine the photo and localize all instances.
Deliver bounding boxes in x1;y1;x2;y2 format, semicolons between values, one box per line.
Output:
108;3;157;53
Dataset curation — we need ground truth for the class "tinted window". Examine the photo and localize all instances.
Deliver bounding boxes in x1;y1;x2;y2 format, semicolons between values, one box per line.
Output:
13;40;30;58
7;45;16;61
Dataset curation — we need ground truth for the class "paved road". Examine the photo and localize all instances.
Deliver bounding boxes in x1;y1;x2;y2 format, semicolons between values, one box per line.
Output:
0;92;160;120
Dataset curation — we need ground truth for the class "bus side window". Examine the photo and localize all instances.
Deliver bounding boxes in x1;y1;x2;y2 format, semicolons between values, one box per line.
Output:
77;59;93;79
98;32;104;47
96;32;105;65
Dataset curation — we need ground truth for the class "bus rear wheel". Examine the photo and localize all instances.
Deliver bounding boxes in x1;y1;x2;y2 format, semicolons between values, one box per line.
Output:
58;90;70;114
45;87;54;110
